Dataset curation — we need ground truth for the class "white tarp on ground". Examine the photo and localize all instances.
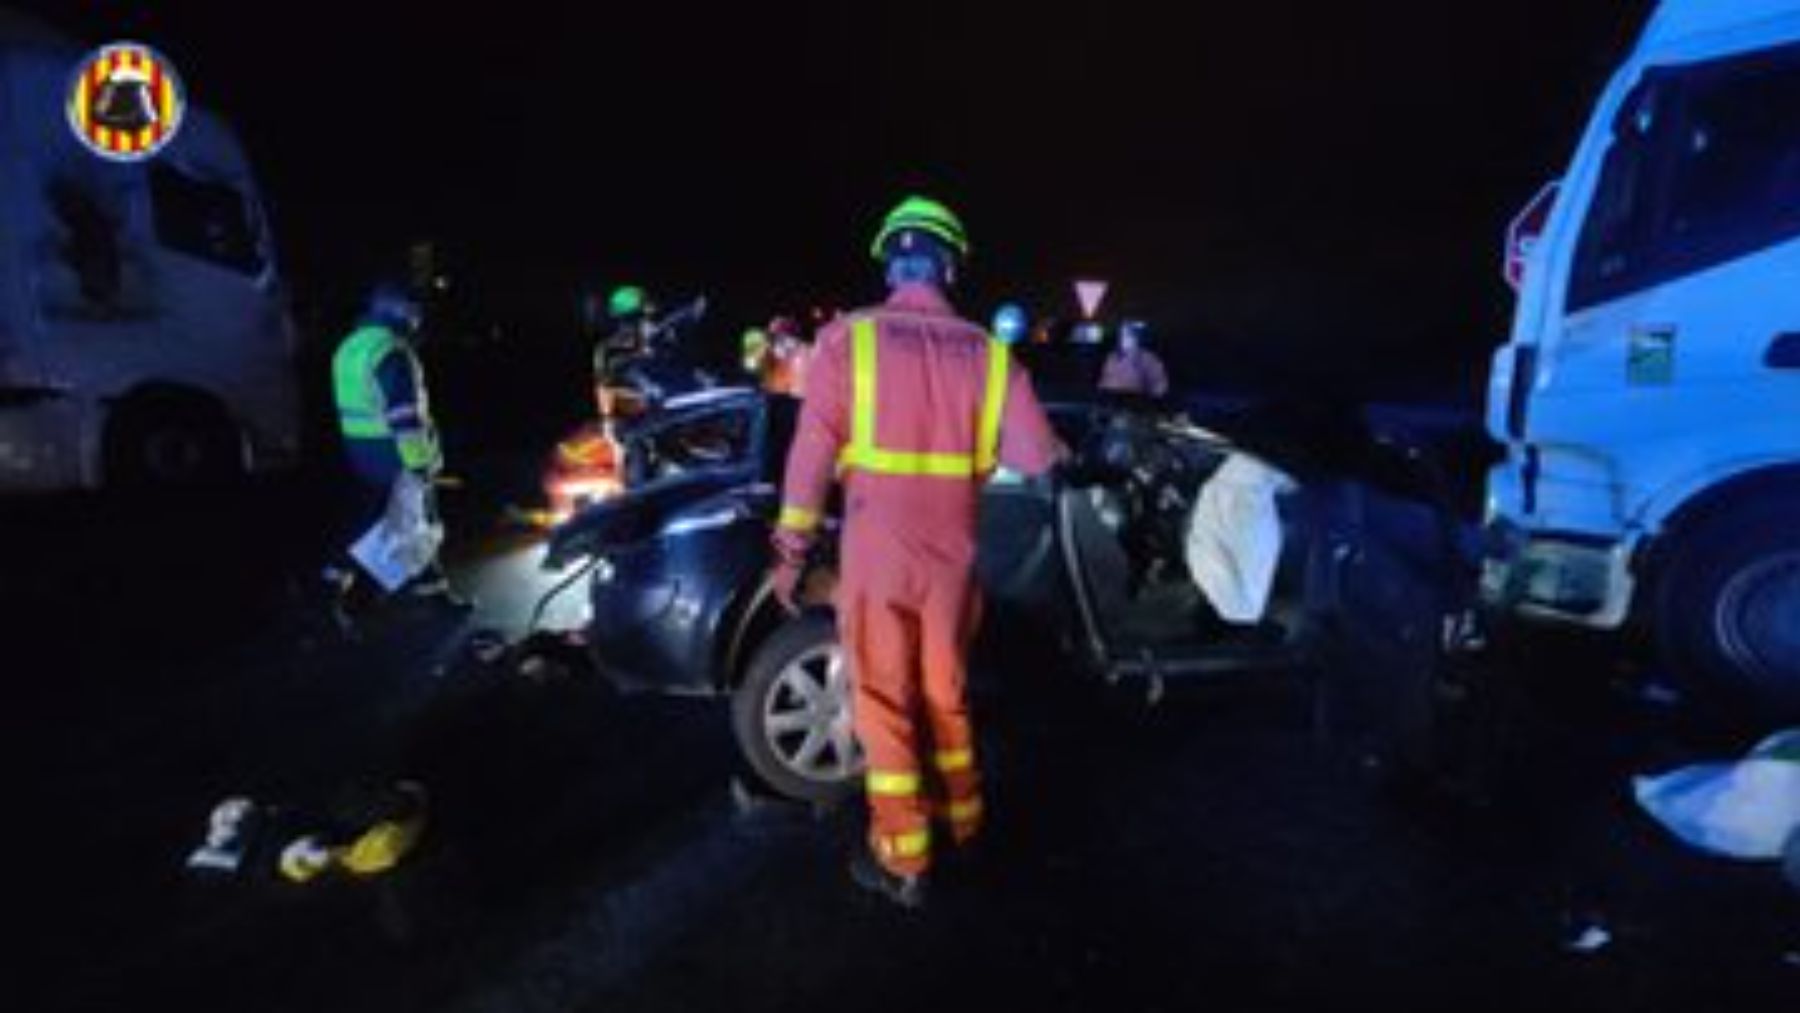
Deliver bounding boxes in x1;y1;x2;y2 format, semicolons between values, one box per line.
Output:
1184;452;1299;624
350;471;444;593
1634;729;1800;860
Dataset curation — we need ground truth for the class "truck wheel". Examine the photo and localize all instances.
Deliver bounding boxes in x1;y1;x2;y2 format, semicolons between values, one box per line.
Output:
1656;499;1800;719
731;612;860;804
105;396;243;490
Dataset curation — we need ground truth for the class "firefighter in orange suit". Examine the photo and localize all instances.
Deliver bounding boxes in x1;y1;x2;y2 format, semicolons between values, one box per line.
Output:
770;196;1062;908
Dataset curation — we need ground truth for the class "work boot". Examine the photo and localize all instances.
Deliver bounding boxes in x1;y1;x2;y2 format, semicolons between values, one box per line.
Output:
323;565;376;640
848;847;927;910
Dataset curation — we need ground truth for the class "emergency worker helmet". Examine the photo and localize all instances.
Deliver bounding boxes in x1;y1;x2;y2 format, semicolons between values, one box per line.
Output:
870;196;970;264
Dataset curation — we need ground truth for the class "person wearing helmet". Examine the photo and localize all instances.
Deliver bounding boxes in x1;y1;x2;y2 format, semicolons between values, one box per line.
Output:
770;196;1062;908
1099;318;1171;399
991;302;1029;345
764;315;811;397
327;282;466;620
741;325;772;378
593;284;657;428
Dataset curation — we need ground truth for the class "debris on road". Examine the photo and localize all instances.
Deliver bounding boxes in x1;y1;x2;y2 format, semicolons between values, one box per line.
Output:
1631;678;1683;709
185;796;261;875
1634;729;1800;860
1560;889;1615;956
1563;919;1613;955
278;781;430;884
185;784;430;886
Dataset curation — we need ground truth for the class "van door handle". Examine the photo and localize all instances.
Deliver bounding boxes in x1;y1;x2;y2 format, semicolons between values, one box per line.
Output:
1765;333;1800;370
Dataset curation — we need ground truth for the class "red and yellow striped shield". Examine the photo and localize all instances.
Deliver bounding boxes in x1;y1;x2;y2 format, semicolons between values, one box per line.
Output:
66;42;186;162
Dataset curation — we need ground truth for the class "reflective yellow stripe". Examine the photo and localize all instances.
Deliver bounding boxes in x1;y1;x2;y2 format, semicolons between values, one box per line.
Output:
947;798;984;825
850;317;877;454
840;445;976;476
977;338;1009;473
840;318;1009;479
867;769;922;797
934;748;974;773
778;505;820;532
879;828;932;861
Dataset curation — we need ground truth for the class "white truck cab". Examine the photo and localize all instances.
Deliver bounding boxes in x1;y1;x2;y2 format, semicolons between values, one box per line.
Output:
0;15;297;492
1485;0;1800;714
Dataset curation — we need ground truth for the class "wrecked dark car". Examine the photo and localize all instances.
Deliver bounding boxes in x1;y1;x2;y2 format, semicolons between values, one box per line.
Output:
543;385;1470;802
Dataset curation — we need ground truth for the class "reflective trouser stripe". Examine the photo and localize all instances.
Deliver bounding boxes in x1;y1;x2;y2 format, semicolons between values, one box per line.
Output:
934;748;974;773
877;828;932;862
947;798;983;825
867;769;922;797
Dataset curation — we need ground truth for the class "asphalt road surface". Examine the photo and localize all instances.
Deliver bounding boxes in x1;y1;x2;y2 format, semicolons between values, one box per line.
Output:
7;471;1797;1013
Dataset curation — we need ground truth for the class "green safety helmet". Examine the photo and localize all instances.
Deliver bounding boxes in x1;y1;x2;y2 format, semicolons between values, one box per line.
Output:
741;327;770;369
608;284;648;321
870;195;970;263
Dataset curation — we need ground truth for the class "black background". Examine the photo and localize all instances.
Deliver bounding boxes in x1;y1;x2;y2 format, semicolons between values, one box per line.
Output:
20;1;1646;397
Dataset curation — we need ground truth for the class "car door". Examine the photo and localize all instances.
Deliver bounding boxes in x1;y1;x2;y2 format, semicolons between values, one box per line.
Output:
976;401;1095;610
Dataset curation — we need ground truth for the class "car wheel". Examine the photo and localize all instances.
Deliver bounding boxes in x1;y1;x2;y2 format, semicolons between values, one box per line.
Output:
1656;498;1800;719
731;612;861;803
105;396;242;491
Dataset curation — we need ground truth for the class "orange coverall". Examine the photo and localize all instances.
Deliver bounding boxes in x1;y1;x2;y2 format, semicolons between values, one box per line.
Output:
774;283;1060;876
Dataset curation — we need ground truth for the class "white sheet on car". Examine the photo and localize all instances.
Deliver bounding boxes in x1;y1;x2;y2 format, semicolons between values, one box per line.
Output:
1184;452;1299;624
1633;729;1800;860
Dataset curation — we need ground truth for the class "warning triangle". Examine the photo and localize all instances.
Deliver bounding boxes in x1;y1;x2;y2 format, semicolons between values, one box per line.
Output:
1074;280;1108;319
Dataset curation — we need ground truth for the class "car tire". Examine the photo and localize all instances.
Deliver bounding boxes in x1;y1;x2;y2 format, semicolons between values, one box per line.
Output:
731;612;860;804
1655;497;1800;720
105;395;243;491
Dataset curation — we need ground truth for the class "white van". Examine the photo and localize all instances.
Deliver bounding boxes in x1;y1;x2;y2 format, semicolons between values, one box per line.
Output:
1485;0;1800;713
0;15;297;492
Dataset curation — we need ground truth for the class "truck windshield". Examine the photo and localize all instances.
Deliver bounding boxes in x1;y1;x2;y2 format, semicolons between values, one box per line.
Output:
1570;42;1800;312
150;164;266;276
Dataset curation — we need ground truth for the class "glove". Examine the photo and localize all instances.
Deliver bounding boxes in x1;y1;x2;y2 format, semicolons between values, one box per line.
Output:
771;557;805;616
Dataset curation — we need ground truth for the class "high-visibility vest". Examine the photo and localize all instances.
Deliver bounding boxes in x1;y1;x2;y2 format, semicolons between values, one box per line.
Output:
837;316;1009;479
332;324;439;472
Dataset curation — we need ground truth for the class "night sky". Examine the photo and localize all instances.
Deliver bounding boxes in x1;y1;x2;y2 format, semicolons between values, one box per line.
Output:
23;1;1647;397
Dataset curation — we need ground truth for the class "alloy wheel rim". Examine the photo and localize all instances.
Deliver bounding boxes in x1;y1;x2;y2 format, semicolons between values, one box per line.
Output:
762;644;859;784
